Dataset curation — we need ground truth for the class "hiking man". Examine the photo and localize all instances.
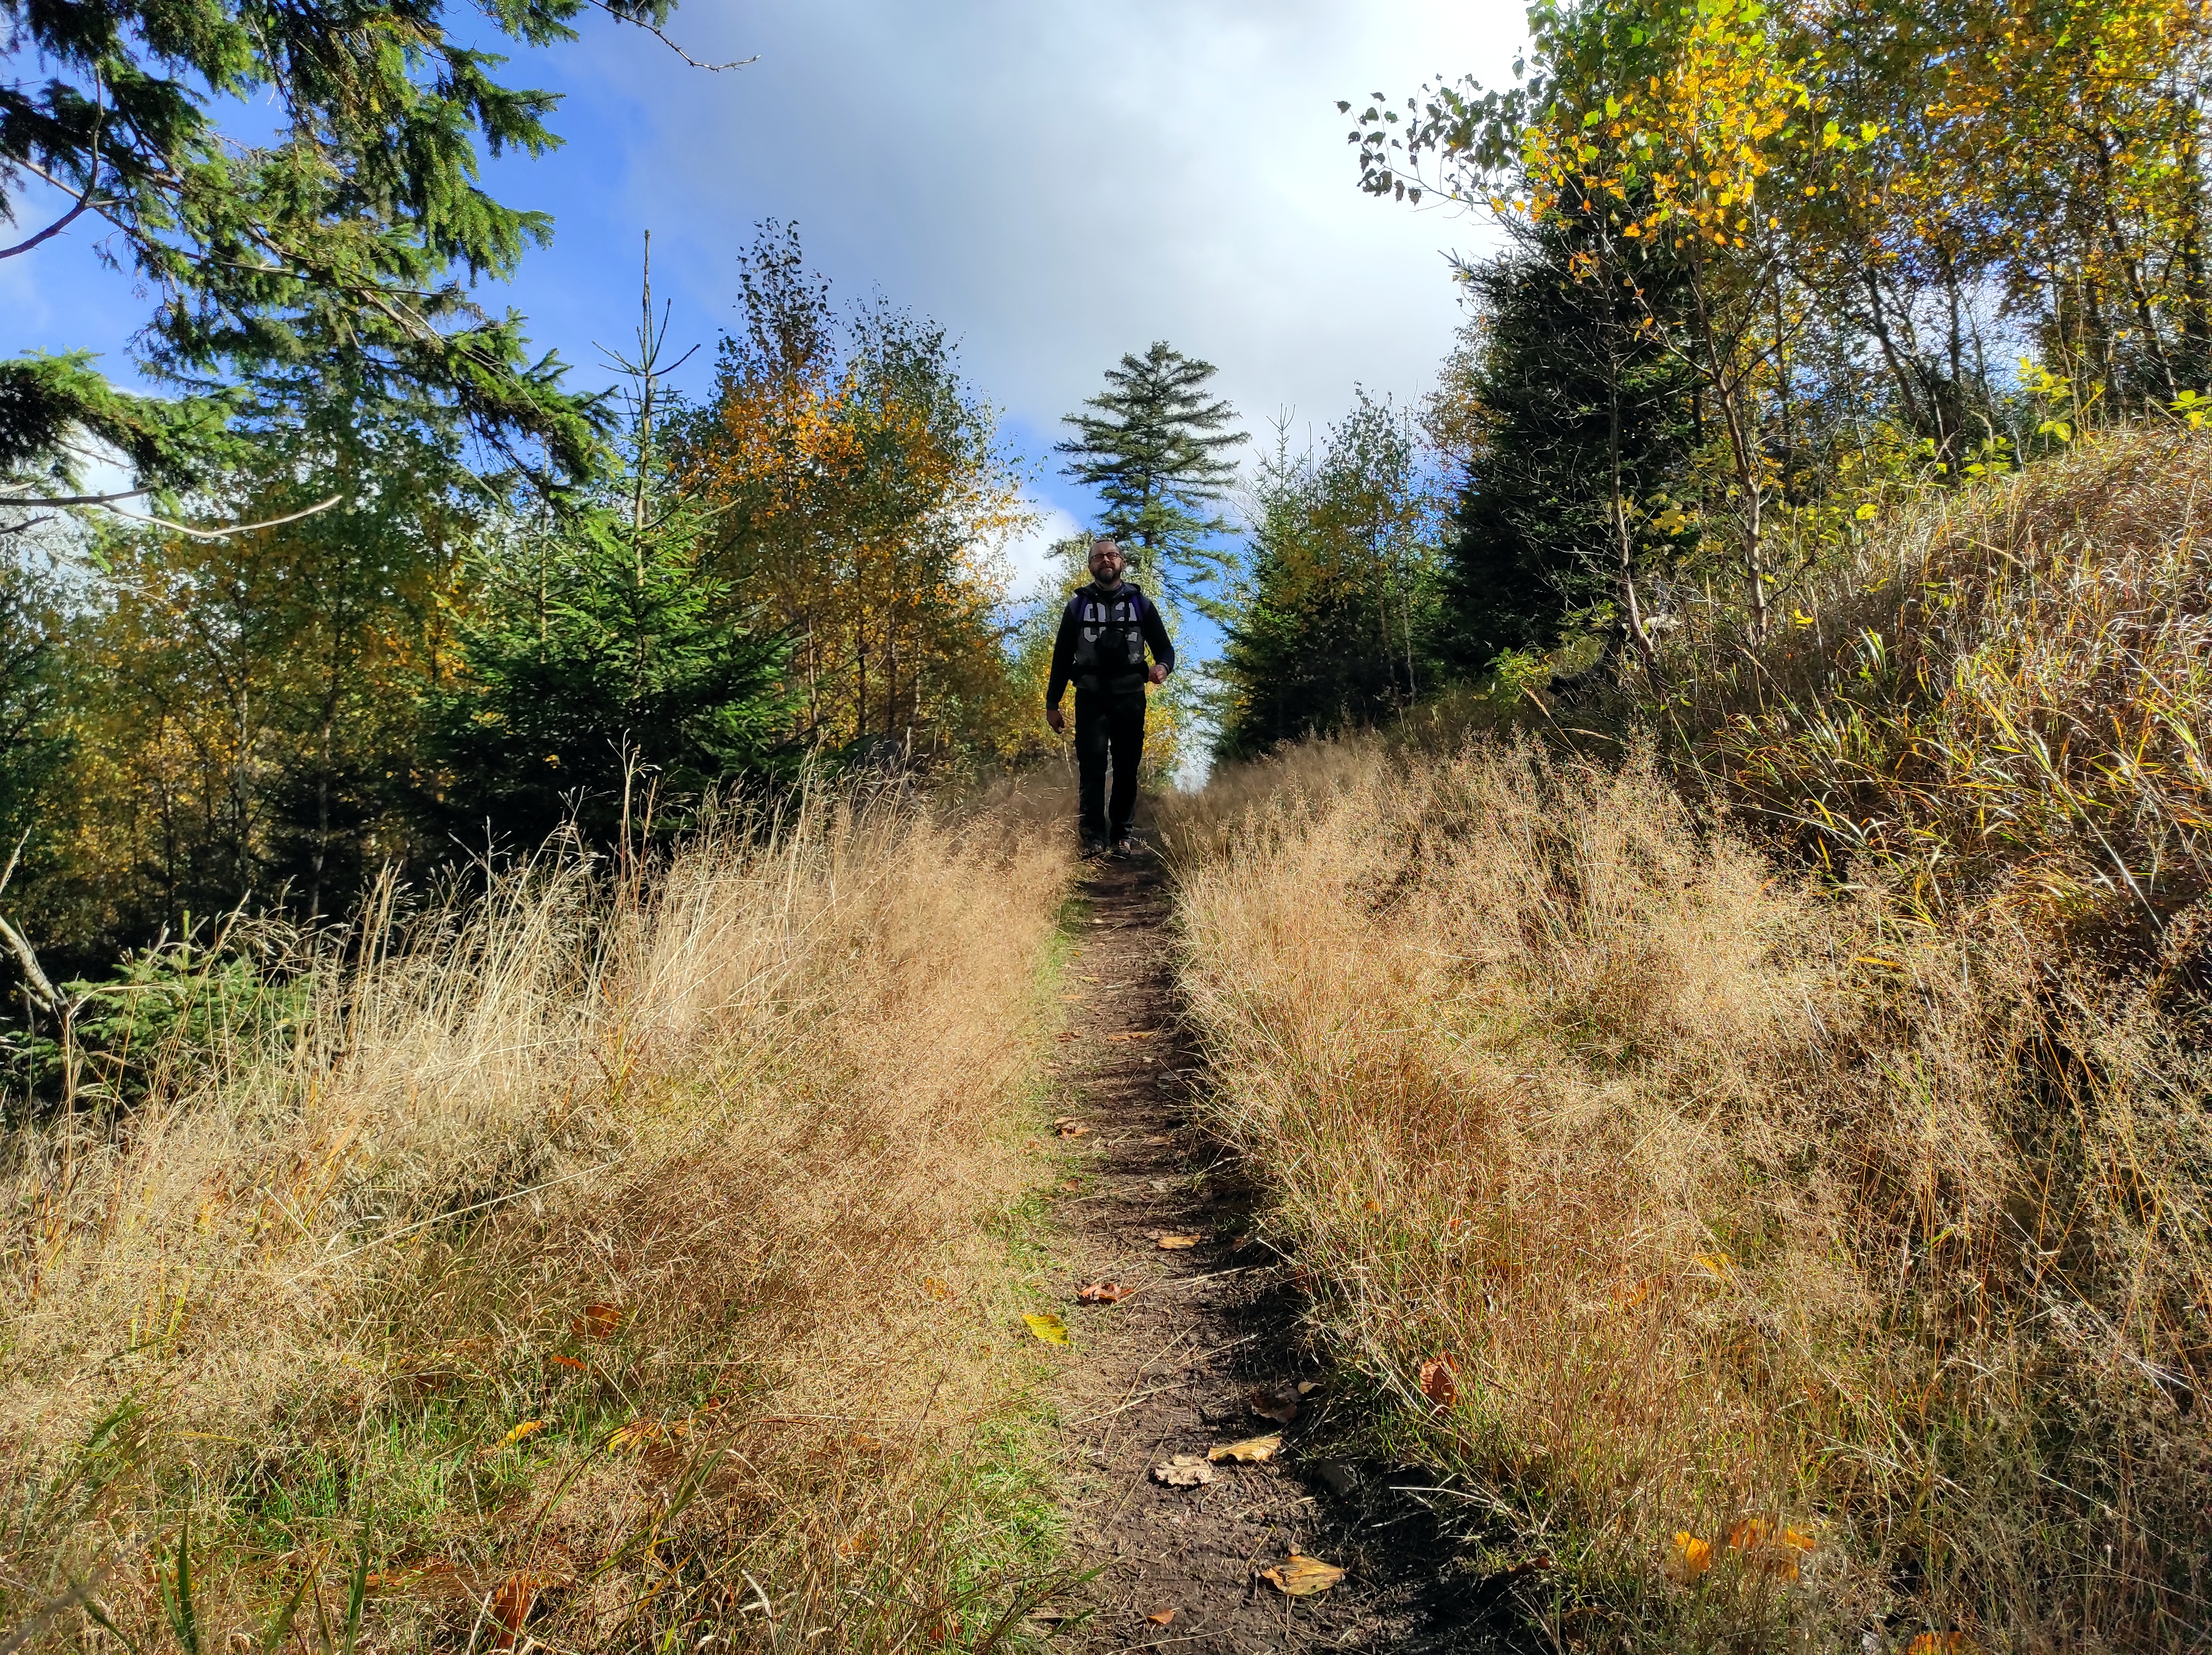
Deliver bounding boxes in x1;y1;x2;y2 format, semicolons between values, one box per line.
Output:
1045;537;1175;857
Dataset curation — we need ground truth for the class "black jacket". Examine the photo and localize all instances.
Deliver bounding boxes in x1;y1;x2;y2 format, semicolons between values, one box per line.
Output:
1046;582;1175;706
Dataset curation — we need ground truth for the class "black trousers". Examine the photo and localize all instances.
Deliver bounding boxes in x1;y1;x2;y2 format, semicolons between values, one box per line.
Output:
1075;688;1147;842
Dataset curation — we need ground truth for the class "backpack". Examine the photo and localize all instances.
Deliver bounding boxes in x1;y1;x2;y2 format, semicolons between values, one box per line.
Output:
1068;584;1151;690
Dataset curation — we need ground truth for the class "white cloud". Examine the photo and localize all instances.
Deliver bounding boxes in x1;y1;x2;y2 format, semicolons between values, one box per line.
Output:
570;0;1524;497
1002;500;1084;601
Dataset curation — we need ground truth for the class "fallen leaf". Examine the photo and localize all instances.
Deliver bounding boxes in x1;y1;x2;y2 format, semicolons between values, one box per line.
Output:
1261;1554;1345;1596
1151;1455;1215;1488
489;1573;549;1649
1023;1312;1069;1345
1146;1607;1178;1626
1077;1281;1133;1304
1059;993;1084;1002
1106;1029;1158;1041
1691;1252;1733;1281
1666;1531;1713;1582
1419;1354;1459;1410
1614;1277;1655;1310
477;1419;545;1459
1157;1234;1202;1250
548;1355;586;1372
1208;1434;1281;1463
923;1277;953;1300
609;1417;690;1452
1905;1636;1973;1655
1247;1384;1301;1423
1362;1199;1382;1212
1727;1518;1815;1578
572;1303;620;1339
1056;1122;1090;1138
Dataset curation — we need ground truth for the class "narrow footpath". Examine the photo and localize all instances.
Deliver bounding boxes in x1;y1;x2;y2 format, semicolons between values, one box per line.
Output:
1035;856;1493;1655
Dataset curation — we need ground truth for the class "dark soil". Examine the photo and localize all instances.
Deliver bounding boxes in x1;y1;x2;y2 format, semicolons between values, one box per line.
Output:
1035;854;1523;1655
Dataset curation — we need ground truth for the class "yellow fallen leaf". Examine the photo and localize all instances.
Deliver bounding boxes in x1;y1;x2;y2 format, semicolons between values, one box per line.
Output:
1691;1252;1733;1281
1261;1554;1345;1596
1906;1636;1973;1655
1157;1234;1201;1249
1023;1312;1068;1345
1208;1434;1280;1463
923;1277;952;1300
1668;1531;1713;1581
477;1419;545;1459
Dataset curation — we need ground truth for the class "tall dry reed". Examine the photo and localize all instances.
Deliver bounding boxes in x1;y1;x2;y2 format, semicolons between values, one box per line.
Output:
1;786;1072;1652
1167;739;2209;1653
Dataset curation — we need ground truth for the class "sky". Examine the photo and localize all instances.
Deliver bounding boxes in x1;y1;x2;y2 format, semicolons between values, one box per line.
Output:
7;0;1528;615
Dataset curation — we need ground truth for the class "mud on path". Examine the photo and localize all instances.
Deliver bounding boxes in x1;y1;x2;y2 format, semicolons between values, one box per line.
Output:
1035;855;1495;1655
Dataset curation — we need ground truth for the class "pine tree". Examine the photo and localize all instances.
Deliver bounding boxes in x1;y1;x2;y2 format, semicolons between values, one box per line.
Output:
1055;342;1246;610
1213;397;1443;759
429;247;790;851
0;0;710;516
1432;210;1699;676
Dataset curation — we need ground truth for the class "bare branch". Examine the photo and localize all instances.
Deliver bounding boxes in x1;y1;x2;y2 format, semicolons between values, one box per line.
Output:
101;493;346;541
588;0;757;70
0;913;62;1015
0;486;154;510
0;196;101;259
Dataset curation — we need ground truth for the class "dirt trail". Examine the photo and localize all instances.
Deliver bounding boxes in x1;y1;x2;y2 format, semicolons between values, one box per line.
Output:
1036;856;1485;1655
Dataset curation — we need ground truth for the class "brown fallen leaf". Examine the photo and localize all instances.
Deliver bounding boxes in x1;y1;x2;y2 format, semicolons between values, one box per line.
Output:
1150;1455;1215;1487
1419;1353;1460;1410
1146;1608;1178;1626
1261;1554;1346;1596
1106;1029;1158;1042
547;1354;586;1372
1076;1281;1133;1304
489;1573;549;1650
1247;1384;1301;1423
1208;1433;1281;1463
572;1302;620;1339
1157;1234;1202;1250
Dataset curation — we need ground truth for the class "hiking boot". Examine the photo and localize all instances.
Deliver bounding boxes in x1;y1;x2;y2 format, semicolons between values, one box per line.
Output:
1081;837;1110;859
1112;835;1141;860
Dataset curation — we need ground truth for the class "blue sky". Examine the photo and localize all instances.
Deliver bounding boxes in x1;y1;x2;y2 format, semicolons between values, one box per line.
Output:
7;0;1526;631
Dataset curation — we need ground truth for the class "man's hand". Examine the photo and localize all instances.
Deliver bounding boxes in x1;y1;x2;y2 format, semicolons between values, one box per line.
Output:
1046;705;1066;734
1148;663;1170;685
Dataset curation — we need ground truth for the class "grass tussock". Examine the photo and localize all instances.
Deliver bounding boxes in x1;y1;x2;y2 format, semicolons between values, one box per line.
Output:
1167;733;2210;1649
1;789;1073;1652
1678;426;2212;941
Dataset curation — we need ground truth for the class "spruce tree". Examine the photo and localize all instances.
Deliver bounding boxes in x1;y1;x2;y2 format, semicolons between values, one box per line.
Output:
428;249;789;851
1055;342;1246;609
0;0;710;513
1433;209;1699;675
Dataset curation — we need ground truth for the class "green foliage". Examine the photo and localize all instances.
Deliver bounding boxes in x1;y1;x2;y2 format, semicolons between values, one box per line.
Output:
428;498;792;849
1213;393;1444;759
0;0;682;493
1055;342;1246;611
1435;209;1700;674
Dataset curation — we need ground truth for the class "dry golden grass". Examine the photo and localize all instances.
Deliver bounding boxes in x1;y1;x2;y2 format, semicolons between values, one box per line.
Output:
0;786;1074;1652
1674;425;2212;946
1167;732;2211;1652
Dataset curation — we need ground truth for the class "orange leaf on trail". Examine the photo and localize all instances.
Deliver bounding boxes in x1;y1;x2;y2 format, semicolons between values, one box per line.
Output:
548;1355;586;1372
1077;1281;1133;1303
1146;1608;1178;1626
1157;1234;1201;1249
1208;1433;1281;1463
1056;1122;1090;1138
1419;1354;1459;1410
573;1303;620;1339
923;1277;953;1300
1261;1554;1345;1596
489;1573;546;1649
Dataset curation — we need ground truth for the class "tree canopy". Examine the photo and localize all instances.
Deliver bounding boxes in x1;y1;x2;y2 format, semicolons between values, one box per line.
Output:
1055;341;1246;610
0;0;705;507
